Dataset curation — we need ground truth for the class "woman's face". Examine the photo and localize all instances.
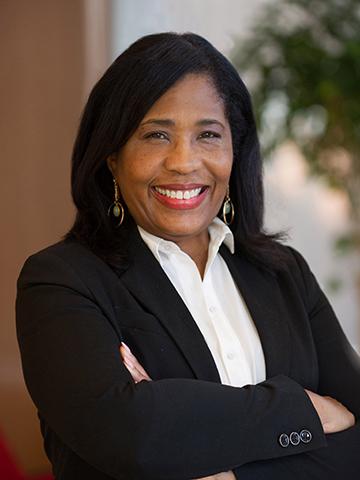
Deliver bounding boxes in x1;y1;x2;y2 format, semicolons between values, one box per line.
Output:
107;73;233;243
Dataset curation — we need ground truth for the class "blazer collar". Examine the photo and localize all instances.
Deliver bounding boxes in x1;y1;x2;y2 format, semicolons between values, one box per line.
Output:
117;225;221;382
116;225;290;383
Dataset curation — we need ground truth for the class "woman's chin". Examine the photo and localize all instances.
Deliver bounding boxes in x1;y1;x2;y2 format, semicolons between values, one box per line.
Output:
145;220;210;242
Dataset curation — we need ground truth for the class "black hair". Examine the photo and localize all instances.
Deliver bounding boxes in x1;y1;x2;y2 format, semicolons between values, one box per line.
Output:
65;31;288;273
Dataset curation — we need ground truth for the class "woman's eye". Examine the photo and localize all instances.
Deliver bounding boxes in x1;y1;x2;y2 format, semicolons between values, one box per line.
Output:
145;131;168;140
199;131;221;139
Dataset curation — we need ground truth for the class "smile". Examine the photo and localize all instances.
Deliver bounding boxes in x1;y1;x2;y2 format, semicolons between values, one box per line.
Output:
154;186;202;199
151;184;209;210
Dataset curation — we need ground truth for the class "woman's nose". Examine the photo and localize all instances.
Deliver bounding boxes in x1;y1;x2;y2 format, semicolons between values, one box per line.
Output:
164;138;201;174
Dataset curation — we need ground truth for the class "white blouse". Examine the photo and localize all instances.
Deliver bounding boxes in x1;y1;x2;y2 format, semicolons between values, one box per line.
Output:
137;217;266;387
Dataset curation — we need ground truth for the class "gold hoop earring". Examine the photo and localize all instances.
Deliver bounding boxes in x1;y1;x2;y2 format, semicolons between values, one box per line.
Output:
107;178;124;227
222;185;234;225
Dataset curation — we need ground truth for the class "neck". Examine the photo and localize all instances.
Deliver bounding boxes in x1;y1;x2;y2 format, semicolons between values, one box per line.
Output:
175;230;210;279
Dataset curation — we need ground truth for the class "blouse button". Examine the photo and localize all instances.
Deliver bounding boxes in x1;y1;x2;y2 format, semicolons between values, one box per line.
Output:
209;305;216;313
226;352;235;360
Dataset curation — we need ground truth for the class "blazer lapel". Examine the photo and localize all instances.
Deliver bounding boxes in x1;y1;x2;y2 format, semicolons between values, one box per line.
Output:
116;224;291;383
116;227;221;383
219;244;291;379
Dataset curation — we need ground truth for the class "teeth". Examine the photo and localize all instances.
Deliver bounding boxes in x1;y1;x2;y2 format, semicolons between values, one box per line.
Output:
154;187;203;199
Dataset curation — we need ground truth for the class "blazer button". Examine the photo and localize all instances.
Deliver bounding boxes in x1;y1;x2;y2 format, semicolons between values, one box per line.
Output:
289;431;300;446
279;433;290;448
300;429;312;444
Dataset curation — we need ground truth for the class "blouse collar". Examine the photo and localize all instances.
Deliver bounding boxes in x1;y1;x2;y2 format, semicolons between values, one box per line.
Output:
137;216;234;267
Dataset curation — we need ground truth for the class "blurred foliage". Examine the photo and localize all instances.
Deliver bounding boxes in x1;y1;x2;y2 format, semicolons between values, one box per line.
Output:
325;275;342;294
231;0;360;254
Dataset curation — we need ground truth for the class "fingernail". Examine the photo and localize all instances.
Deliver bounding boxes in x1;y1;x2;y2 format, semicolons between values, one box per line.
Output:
121;341;131;353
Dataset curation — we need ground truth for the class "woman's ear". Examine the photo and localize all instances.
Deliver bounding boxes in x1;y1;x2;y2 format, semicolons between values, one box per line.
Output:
106;154;117;176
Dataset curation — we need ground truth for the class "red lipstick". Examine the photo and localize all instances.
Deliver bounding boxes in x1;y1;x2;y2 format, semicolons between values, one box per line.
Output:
151;185;209;210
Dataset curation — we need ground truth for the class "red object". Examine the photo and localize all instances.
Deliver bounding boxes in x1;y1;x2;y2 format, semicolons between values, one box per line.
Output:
151;184;209;209
0;431;53;480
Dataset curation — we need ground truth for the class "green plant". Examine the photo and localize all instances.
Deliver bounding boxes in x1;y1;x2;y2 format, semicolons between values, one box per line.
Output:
231;0;360;255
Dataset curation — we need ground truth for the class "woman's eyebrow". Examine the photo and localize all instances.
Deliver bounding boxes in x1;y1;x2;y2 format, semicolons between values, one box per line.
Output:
140;118;225;129
197;118;225;129
140;118;175;127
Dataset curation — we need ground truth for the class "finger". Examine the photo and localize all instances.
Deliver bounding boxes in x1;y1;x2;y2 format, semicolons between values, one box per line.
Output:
120;345;139;367
121;351;151;383
127;360;152;381
120;345;137;364
123;360;144;384
119;343;129;361
120;342;138;363
133;360;151;379
121;341;132;354
120;343;152;380
120;346;141;370
121;342;141;363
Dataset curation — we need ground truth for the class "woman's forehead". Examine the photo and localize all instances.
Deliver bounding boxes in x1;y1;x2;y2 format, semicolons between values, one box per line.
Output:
140;73;226;121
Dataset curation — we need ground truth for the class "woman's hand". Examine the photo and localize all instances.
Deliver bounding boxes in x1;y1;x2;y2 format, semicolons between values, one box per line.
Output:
119;342;152;383
119;343;236;480
305;389;355;434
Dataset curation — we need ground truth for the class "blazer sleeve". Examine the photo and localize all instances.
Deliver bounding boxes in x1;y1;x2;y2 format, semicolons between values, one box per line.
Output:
16;249;327;480
287;247;360;419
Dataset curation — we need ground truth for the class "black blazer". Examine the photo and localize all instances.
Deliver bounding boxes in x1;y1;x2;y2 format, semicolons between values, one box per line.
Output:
16;226;360;480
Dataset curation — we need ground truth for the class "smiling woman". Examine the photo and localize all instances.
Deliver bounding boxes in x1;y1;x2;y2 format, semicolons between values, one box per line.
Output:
106;73;233;277
16;32;360;480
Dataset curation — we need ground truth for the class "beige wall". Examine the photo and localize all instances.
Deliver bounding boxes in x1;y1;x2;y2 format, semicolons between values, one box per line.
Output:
0;0;109;475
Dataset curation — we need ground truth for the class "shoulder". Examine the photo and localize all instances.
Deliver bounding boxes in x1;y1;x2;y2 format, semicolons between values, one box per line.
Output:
277;243;313;278
23;238;97;264
17;239;117;294
277;243;316;286
231;239;314;283
274;243;323;313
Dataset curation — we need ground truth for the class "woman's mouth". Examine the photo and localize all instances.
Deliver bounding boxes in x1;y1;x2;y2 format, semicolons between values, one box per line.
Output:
151;184;209;209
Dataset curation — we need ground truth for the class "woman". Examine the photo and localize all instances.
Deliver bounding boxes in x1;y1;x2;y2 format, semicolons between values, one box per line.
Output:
16;32;360;479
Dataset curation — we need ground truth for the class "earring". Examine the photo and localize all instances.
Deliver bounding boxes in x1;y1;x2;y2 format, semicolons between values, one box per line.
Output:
107;177;124;227
222;185;234;225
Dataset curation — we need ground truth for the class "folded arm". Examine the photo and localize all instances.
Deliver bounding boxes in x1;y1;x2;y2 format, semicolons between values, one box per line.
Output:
288;247;360;420
16;249;326;480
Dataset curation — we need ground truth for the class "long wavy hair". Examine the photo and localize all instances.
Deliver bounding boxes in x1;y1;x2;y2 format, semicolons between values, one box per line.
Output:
65;32;288;273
